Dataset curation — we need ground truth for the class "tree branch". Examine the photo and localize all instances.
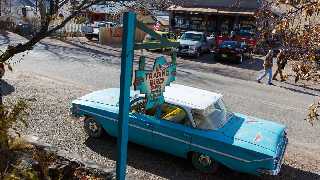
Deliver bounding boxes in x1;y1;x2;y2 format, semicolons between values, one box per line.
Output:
0;0;107;63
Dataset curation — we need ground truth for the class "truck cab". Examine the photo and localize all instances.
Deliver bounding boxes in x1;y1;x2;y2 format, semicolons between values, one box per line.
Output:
177;31;210;58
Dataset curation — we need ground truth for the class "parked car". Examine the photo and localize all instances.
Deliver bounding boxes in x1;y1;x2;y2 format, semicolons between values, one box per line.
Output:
214;41;246;63
71;83;288;176
143;31;177;51
15;23;33;37
82;21;116;40
215;32;230;47
177;31;211;57
235;30;257;48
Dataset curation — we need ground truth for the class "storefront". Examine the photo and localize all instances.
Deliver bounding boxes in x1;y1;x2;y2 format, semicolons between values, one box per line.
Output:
168;0;259;35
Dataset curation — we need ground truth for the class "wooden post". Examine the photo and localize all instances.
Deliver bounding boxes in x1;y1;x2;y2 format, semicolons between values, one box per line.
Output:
116;11;136;180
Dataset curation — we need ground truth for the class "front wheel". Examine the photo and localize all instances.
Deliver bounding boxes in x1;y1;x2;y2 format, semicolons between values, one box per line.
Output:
195;49;201;58
191;152;219;174
238;54;244;64
84;116;103;138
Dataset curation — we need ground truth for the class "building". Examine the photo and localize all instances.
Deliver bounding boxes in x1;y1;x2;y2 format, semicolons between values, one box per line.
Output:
167;0;260;35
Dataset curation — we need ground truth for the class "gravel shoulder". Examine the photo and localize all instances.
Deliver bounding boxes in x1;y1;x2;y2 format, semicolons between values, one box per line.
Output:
3;71;320;180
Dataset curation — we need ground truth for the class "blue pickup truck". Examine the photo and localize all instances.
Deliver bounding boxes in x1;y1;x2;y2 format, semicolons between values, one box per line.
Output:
71;84;287;175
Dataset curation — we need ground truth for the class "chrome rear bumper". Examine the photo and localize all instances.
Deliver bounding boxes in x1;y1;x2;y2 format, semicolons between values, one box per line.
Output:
257;135;288;175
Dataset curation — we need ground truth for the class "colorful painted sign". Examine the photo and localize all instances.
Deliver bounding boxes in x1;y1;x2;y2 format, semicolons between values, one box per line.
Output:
134;56;176;109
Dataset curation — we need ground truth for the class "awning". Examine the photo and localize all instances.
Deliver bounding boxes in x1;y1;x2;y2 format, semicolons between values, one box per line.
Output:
167;5;254;15
167;6;218;13
217;10;254;15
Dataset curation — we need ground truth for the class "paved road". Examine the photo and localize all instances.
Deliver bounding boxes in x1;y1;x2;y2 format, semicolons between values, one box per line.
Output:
1;32;320;175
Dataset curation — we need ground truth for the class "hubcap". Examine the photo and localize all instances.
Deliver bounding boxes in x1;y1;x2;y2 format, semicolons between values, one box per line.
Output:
88;121;98;132
198;154;212;167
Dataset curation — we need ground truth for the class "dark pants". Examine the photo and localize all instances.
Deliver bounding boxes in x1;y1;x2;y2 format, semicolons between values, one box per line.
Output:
272;68;284;80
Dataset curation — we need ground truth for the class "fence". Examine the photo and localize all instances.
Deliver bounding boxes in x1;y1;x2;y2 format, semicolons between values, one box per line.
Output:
99;26;149;45
56;22;86;37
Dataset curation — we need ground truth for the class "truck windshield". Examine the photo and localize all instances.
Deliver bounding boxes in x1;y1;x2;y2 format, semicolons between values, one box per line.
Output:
181;33;202;41
192;99;233;130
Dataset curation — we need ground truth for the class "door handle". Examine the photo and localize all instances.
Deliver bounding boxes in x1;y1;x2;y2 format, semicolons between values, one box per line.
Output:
145;123;152;127
184;133;191;138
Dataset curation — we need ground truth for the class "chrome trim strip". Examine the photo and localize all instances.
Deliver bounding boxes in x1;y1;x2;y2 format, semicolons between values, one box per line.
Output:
129;123;153;133
78;108;270;163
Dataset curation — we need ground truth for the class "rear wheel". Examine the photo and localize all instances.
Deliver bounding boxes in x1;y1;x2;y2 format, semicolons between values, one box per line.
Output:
214;55;220;62
84;116;103;138
191;152;219;174
85;35;93;40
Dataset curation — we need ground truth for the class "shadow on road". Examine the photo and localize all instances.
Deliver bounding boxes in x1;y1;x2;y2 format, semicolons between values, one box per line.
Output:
283;81;320;94
180;53;264;71
0;79;15;96
0;31;11;46
37;40;120;64
278;85;320;97
84;136;319;180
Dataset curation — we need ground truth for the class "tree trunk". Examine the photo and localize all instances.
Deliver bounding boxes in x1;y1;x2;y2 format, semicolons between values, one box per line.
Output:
0;80;2;106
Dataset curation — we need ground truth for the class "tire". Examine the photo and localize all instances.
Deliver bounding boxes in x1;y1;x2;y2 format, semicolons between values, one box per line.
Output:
84;116;103;138
85;35;93;40
214;55;220;62
195;49;200;58
191;152;219;174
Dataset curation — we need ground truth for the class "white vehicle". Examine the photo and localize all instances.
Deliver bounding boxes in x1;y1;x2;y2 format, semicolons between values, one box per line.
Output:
82;21;116;40
177;31;211;58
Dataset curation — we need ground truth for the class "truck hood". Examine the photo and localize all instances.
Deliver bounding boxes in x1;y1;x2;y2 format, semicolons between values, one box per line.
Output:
220;113;286;154
179;39;200;47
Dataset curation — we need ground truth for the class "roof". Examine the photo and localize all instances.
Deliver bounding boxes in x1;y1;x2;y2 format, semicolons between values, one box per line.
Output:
167;5;255;15
74;84;222;111
163;84;222;110
184;31;204;34
167;6;218;13
170;0;260;10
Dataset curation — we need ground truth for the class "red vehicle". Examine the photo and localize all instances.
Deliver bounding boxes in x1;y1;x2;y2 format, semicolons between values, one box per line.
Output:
215;34;230;47
235;30;257;47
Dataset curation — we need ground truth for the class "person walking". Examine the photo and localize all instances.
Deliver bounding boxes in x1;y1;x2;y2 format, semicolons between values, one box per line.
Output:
257;49;274;85
272;49;287;81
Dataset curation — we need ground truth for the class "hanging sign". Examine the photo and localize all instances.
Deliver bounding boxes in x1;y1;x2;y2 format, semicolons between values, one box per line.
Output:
134;56;176;109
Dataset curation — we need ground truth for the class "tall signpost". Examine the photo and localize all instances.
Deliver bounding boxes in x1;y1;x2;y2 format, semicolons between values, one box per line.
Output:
117;11;179;180
117;11;136;180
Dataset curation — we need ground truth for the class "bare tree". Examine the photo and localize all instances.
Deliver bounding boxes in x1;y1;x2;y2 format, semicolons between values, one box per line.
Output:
256;0;320;124
0;0;104;63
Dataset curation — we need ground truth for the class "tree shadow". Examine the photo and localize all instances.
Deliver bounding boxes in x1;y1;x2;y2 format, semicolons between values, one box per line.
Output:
84;135;319;180
36;40;120;65
277;85;320;97
0;79;15;96
0;31;11;46
178;53;264;71
283;81;320;94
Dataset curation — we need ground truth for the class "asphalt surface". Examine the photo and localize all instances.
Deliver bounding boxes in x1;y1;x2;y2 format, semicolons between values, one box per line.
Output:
1;32;320;178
